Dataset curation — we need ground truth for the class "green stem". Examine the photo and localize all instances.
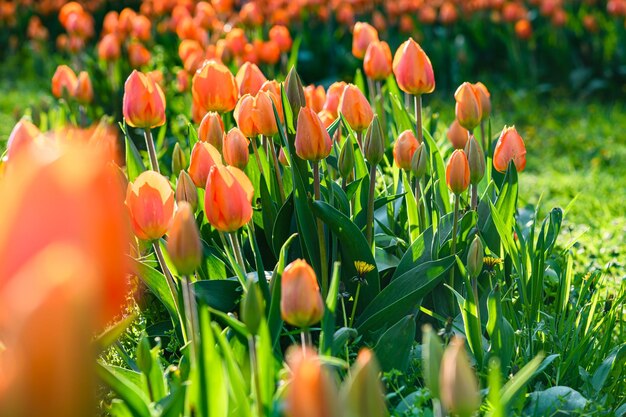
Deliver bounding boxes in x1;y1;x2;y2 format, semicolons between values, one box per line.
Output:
471;183;478;211
366;76;376;105
268;138;286;203
449;196;460;310
248;337;265;417
480;121;487;157
144;128;159;173
153;242;184;339
414;94;423;143
349;283;362;328
314;161;329;297
181;275;199;356
415;178;425;234
356;130;363;149
365;163;377;250
229;232;246;275
219;231;246;287
250;136;265;178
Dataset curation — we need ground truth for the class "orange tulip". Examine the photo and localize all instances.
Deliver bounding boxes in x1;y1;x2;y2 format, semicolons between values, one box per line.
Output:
454;82;482;132
339;84;374;132
392;38;435;95
474;82;491;121
493;126;526;173
223;128;250;169
439;337;480;417
188;141;223;188
204;165;253;232
167;202;202;275
446;150;470;195
269;24;292;52
323;81;347;117
515;19;532;40
295;107;332;161
281;259;324;328
127;42;151;68
304;85;326;113
198;111;225;151
51;65;78;98
285;346;340;417
192;60;239;114
364;40;392;81
6;119;40;160
341;349;387;417
260;79;284;122
97;33;120;61
393;130;419;170
122;70;166;129
233;91;279;137
352;21;379;59
235;61;267;96
447;119;470;150
74;71;93;104
317;109;336;130
125;171;175;241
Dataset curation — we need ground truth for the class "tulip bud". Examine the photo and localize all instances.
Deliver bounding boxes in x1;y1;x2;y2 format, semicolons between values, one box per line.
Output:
392;38;435;95
393;130;419;171
167;202;202;275
285;66;306;121
363;115;384;166
304;85;326;113
323;81;347;117
352;22;379;60
493;126;526;173
205;165;254;232
454;82;482;132
6;118;40;160
341;349;387;417
294;107;332;162
223;128;250;169
188;141;223;188
411;143;428;178
339;84;374;133
125;170;175;241
278;147;289;166
233;91;278;137
464;135;485;185
474;82;491;121
192;60;239;114
446;150;470;195
422;324;443;399
235;61;267;96
269;25;292;52
171;143;187;175
447;119;470;150
339;138;356;180
364;40;392;81
123;70;166;129
241;278;265;335
74;71;93;104
439;337;480;417
285;347;340;417
467;236;484;279
51;64;78;99
175;170;198;212
281;259;324;328
198;111;225;152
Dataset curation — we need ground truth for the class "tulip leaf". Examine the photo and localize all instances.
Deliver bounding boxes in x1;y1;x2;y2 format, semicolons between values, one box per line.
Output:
311;201;380;310
422;128;451;214
268;233;299;349
96;313;138;351
131;258;178;326
96;363;151;417
402;172;420;242
393;226;434;279
192;279;242;312
272;193;295;256
121;122;146;182
356;256;455;336
374;315;416;372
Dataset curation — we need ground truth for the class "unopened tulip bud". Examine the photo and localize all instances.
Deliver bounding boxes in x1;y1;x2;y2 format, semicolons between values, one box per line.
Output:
323;81;347;117
364;115;384;166
439;337;480;417
74;71;93;104
447;119;470;150
235;62;267;96
205;165;254;232
188;141;223;188
467;236;484;279
175;170;198;212
295;107;332;161
446;150;470;195
339;84;374;133
474;82;491;121
341;349;388;417
493;126;526;173
123;70;166;129
464;136;485;185
223;128;250;169
339;139;355;180
241;278;265;335
281;259;324;328
422;324;443;399
454;82;482;132
364;40;392;81
125;170;175;241
167;202;202;275
411;143;428;178
171;143;186;175
198;111;225;152
6;118;40;160
392;38;435;95
285;67;306;121
352;22;379;60
51;64;78;99
393;130;419;171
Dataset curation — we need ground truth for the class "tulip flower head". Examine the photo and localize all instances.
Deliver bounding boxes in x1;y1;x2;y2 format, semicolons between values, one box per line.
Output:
447;119;470;150
6;119;41;161
493;126;526;173
235;61;267;96
464;135;486;185
175;170;198;212
393;130;419;171
352;22;379;59
474;82;491;121
51;65;78;99
167;201;202;275
439;337;480;417
295;107;332;161
304;85;326;113
122;70;166;129
392;38;435;95
341;349;387;417
446;149;470;195
339;84;374;133
125;170;175;241
223;128;250;169
198;111;225;152
188;141;223;188
323;81;348;118
192;60;239;114
74;71;93;104
204;165;253;232
233;91;279;137
454;82;482;132
281;259;324;328
364;40;392;81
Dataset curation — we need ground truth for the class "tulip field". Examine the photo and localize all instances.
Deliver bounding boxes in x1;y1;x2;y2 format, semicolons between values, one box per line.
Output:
1;1;626;417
